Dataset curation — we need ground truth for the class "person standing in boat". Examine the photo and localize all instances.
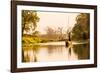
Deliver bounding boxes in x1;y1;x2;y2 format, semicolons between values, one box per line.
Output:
65;32;72;47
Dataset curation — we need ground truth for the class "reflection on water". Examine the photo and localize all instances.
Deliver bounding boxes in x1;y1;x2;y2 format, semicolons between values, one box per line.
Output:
73;44;90;59
22;43;90;62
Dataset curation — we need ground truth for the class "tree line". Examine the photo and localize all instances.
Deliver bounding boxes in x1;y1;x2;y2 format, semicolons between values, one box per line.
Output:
22;10;90;44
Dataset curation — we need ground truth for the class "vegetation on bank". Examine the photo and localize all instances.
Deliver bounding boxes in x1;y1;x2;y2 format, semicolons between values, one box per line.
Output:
22;35;49;44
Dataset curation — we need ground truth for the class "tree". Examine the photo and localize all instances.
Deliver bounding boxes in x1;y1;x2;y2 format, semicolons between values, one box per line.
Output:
46;27;55;39
46;27;55;35
22;10;40;35
32;31;40;37
45;27;65;41
72;13;90;41
66;27;72;41
57;27;63;39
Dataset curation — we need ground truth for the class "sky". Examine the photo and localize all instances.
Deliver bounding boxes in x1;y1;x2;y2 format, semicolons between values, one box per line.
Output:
35;11;79;34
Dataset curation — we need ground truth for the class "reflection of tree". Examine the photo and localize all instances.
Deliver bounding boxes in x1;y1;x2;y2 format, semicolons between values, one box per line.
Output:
73;43;90;59
32;45;40;52
47;46;54;54
69;48;72;55
67;47;72;60
71;13;90;41
47;45;63;54
22;45;40;62
32;45;40;62
22;49;30;62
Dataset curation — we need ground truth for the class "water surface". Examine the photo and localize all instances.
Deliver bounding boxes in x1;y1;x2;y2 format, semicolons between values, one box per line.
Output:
22;42;90;62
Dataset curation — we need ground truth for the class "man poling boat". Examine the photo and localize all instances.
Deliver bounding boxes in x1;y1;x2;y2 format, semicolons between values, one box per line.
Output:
65;32;72;48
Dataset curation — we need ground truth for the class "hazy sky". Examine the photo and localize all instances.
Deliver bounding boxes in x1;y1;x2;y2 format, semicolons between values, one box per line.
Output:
36;11;79;34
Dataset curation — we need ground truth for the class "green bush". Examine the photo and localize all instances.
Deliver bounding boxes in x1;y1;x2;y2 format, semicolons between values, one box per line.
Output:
22;36;42;44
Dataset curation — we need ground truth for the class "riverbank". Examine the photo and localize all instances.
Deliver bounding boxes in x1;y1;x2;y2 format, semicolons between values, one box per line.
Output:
23;40;89;46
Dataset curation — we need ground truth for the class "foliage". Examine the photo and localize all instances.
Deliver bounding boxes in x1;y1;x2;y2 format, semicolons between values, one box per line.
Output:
22;35;42;44
45;27;65;41
22;34;50;44
71;13;90;41
22;10;40;35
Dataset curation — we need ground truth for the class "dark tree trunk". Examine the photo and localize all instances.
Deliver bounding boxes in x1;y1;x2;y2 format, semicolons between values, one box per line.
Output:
22;23;25;36
68;32;71;41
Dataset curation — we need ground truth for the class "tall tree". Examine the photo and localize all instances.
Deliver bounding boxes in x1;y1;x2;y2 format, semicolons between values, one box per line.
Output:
46;27;55;35
22;10;40;35
72;13;90;41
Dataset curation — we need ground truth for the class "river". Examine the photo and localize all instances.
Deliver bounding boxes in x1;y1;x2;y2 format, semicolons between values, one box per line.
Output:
22;41;90;62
